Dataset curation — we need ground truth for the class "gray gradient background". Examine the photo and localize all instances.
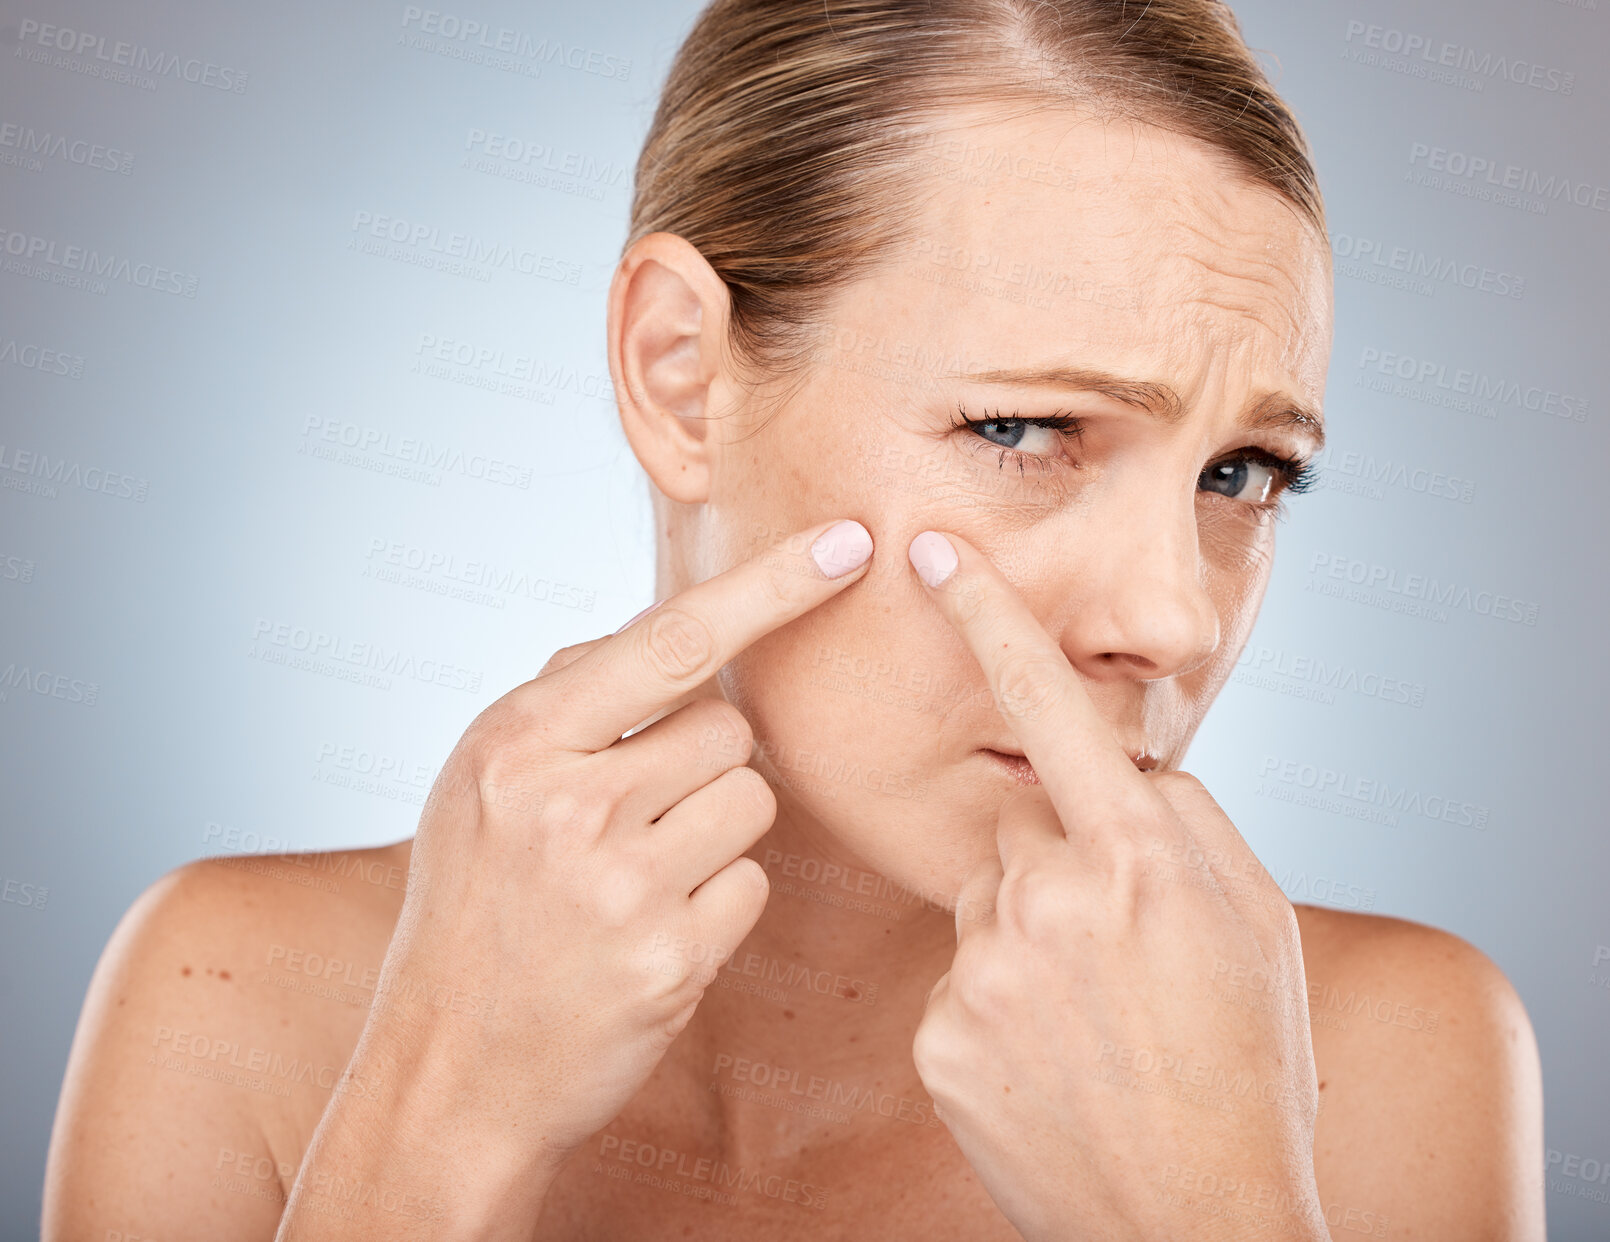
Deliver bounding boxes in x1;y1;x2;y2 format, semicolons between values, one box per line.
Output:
1;0;1605;1236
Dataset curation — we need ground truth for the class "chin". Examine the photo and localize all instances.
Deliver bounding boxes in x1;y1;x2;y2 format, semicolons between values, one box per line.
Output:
846;789;1014;913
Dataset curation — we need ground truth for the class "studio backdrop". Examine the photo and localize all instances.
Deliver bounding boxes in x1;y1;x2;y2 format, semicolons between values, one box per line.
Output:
1;0;1605;1237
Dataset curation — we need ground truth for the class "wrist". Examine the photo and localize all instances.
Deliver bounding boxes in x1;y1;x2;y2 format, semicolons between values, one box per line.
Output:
279;1025;569;1239
1129;1150;1328;1242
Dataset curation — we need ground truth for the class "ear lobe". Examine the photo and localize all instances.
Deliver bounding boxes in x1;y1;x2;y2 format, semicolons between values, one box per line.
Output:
607;232;731;505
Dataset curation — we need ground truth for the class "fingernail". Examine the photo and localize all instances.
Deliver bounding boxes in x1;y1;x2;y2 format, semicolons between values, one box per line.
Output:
613;599;663;635
810;519;874;579
908;531;958;588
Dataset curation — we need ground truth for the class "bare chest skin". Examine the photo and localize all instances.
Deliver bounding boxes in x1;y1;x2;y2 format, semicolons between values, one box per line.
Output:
532;1106;1018;1240
267;1011;1019;1239
254;856;1372;1240
262;954;1021;1236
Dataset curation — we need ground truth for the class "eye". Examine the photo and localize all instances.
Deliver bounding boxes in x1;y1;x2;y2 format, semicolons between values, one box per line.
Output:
949;404;1084;475
967;417;1064;456
1198;450;1318;512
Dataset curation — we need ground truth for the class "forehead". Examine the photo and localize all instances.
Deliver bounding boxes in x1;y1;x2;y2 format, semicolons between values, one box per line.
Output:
854;106;1334;410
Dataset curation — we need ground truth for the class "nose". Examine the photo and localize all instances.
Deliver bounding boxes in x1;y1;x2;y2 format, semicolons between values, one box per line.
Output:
1052;483;1221;682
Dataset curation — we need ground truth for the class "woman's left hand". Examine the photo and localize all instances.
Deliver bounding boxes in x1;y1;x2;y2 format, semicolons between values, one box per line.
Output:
906;530;1330;1242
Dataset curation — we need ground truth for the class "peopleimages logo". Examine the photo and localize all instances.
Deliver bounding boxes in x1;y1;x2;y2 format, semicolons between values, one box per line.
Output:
462;130;628;189
0;123;134;175
349;211;584;286
1330;234;1524;300
13;19;249;92
0;337;85;380
1356;347;1588;424
398;7;631;80
1407;143;1610;214
0;225;199;297
1308;552;1541;627
1343;21;1576;94
1257;755;1490;832
1234;643;1429;708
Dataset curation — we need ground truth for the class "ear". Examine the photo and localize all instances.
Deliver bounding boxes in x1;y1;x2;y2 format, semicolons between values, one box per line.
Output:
607;232;734;505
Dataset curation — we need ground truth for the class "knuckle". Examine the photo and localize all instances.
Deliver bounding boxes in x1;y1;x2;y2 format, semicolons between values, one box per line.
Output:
689;704;754;773
683;956;722;992
654;1000;698;1049
467;720;519;777
1004;866;1075;936
642;606;718;683
466;696;546;761
951;942;1017;1017
727;855;771;906
698;699;754;751
538;638;601;678
463;703;517;762
910;1012;955;1085
721;766;777;822
587;859;654;928
533;785;608;838
1147;769;1216;816
461;718;548;813
1148;769;1206;797
992;652;1065;723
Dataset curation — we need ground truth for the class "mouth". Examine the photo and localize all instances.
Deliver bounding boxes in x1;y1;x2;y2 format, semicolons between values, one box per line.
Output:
981;748;1041;785
980;746;1158;784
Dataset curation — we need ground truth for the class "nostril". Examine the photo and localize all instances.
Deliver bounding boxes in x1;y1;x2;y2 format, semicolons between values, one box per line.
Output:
1100;652;1162;675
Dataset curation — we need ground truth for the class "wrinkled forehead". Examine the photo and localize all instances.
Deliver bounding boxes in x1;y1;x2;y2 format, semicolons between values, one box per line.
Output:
859;107;1334;408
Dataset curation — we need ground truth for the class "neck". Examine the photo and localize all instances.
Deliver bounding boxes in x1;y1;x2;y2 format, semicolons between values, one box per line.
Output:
667;789;960;1162
651;513;962;1160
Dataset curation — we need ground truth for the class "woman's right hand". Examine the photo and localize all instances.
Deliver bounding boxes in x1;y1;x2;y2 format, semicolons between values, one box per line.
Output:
279;517;874;1237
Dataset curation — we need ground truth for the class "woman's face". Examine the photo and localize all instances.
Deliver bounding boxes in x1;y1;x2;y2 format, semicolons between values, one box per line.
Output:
675;107;1333;903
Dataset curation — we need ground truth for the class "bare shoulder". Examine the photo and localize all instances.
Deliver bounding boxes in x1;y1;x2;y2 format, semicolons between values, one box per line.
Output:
1294;904;1545;1241
43;841;412;1241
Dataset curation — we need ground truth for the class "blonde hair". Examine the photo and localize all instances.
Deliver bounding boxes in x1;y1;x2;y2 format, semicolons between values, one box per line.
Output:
629;0;1324;379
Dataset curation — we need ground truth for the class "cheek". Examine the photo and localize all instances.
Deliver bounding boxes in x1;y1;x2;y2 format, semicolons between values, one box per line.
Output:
1190;504;1276;688
1197;500;1277;592
716;518;976;759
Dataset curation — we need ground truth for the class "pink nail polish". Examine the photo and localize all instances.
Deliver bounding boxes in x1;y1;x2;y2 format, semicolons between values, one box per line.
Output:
811;520;874;579
908;531;958;588
613;599;663;634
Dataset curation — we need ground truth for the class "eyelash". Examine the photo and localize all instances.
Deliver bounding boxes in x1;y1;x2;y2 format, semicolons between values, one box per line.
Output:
949;403;1319;516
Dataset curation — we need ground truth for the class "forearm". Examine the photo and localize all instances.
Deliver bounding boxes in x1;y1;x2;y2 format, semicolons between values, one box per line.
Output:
275;1025;567;1241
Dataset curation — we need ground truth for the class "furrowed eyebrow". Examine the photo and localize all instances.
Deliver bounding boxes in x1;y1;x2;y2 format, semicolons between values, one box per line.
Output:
954;365;1326;452
1243;390;1327;451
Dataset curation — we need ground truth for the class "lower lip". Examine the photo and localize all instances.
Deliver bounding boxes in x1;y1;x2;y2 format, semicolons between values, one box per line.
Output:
982;749;1040;785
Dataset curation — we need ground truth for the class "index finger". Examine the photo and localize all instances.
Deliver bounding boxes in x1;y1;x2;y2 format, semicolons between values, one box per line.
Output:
532;517;874;752
905;529;1165;834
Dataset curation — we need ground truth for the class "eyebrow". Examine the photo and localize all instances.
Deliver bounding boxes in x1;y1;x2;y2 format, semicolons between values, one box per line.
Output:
955;365;1326;452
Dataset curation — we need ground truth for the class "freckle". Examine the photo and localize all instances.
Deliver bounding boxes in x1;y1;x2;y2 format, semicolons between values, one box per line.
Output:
783;1009;795;1020
844;986;861;1000
180;966;191;977
219;970;232;981
1318;1080;1327;1090
206;967;214;975
1003;1084;1011;1094
849;1034;859;1043
117;998;125;1007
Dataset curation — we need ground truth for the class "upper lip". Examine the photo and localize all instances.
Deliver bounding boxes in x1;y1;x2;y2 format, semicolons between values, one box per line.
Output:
983;744;1159;772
